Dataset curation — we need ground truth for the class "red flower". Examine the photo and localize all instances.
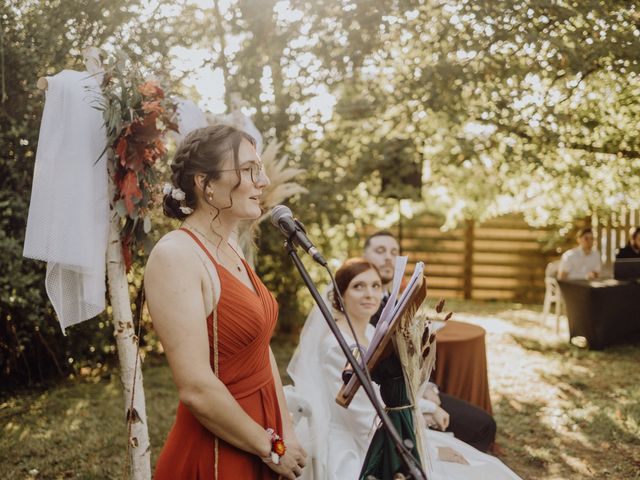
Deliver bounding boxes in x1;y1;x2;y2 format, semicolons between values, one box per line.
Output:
154;138;166;156
273;439;286;456
143;148;155;164
115;137;128;166
120;171;143;216
121;236;133;273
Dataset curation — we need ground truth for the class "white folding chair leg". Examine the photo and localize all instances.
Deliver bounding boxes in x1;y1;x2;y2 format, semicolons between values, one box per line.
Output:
542;293;551;324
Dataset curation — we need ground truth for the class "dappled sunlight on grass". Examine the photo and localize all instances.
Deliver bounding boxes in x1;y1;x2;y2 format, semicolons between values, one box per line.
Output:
1;301;638;479
448;301;640;479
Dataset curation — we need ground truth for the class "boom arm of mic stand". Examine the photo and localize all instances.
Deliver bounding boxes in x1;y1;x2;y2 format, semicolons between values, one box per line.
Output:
284;241;427;480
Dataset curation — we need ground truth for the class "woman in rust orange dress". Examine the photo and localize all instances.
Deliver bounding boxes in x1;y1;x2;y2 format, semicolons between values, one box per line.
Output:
145;125;306;479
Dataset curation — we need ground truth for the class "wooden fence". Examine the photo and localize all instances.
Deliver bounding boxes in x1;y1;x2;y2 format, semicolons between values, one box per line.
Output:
357;210;638;304
594;208;640;266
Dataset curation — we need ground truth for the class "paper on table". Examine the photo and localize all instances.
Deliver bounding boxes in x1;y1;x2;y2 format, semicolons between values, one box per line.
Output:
437;447;470;465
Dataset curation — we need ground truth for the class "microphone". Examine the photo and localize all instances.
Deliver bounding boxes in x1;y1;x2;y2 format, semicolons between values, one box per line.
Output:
271;205;327;266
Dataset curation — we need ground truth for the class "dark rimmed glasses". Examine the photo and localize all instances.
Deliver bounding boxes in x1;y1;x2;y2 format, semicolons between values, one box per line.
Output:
219;162;264;184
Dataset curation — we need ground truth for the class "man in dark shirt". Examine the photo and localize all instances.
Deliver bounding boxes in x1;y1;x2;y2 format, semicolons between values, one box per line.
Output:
363;230;497;452
616;227;640;259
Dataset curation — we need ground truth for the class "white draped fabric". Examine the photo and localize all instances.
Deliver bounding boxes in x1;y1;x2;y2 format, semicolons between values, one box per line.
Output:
23;70;109;332
173;97;264;153
287;299;523;480
175;98;208;140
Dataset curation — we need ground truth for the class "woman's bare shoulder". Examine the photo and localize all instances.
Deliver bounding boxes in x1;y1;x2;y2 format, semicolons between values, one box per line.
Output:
146;229;202;276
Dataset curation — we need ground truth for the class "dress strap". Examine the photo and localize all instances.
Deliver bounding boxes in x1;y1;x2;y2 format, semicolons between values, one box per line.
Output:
179;228;221;306
178;227;220;479
179;227;218;265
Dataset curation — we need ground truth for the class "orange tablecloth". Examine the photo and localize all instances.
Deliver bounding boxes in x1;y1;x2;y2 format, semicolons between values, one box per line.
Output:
434;320;493;414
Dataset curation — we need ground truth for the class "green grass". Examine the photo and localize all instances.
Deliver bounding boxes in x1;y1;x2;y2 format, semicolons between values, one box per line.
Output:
1;300;639;479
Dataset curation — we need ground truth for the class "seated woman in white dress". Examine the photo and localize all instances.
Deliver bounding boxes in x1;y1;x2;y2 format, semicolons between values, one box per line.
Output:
286;258;522;480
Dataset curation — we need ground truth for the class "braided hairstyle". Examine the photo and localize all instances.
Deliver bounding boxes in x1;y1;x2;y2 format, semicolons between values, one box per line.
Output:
164;124;256;220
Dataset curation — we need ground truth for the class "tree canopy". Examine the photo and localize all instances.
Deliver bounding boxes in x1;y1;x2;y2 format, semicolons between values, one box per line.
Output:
2;0;639;385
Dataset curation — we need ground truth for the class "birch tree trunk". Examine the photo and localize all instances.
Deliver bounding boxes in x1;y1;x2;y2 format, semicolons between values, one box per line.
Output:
106;176;151;479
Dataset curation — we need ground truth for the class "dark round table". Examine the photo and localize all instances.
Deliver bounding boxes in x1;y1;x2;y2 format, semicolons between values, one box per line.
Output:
434;320;493;414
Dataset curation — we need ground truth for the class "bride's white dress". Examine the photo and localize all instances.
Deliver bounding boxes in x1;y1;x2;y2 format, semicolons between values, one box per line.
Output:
286;305;522;480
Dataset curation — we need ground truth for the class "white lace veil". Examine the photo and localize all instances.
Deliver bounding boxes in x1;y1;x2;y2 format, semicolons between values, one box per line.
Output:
23;70;108;331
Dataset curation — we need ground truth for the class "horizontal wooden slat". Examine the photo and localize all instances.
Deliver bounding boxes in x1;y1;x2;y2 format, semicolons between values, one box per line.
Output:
473;227;552;240
403;227;463;240
406;252;465;263
472;277;544;289
474;252;548;263
424;288;464;299
472;289;516;300
423;264;465;276
473;264;545;276
420;276;465;288
474;239;544;252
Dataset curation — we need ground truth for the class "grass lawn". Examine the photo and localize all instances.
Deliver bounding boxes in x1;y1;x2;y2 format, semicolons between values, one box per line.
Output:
1;300;639;479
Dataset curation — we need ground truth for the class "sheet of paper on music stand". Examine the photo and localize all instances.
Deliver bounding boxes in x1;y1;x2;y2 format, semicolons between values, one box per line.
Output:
389;261;424;322
366;256;407;361
366;259;425;363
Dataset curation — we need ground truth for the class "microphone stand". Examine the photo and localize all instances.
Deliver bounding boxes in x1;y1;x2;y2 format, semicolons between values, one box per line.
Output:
284;239;427;480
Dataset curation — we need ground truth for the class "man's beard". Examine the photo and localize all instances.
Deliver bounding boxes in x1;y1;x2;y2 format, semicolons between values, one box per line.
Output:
380;272;394;285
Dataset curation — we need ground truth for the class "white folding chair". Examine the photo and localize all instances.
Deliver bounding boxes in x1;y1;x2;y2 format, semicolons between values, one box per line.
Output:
542;260;564;334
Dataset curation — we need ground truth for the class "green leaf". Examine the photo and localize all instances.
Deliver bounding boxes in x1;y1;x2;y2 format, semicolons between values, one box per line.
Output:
114;199;127;219
143;216;151;234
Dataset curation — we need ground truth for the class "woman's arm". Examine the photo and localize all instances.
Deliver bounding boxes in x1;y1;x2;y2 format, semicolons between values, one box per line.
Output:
145;237;271;457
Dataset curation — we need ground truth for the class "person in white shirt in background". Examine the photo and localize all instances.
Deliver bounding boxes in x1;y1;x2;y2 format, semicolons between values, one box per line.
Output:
558;227;602;280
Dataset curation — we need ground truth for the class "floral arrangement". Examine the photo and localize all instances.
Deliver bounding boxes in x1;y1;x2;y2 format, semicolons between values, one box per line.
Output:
96;50;178;271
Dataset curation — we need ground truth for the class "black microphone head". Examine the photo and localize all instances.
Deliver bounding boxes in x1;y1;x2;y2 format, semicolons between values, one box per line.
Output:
271;205;293;228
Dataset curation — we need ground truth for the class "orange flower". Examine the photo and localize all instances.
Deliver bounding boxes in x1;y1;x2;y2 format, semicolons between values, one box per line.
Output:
116;137;128;166
138;80;164;98
142;100;164;115
154;138;166;156
143;148;155;164
273;439;286;456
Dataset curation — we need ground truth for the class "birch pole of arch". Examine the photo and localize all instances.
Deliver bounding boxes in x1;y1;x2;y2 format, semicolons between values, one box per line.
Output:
37;47;152;479
106;163;151;480
88;42;151;479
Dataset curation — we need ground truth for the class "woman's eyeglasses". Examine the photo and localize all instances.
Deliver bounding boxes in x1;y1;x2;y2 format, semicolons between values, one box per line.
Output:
219;162;264;183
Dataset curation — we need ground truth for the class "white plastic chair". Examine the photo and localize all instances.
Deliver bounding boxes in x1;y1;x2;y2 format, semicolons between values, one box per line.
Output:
542;260;564;334
283;385;312;425
283;385;316;480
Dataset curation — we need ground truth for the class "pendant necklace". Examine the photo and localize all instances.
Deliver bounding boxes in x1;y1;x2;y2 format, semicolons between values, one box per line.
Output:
184;222;243;272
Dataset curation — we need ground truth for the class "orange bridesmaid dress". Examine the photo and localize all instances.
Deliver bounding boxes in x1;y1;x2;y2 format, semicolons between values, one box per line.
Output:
154;229;282;479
